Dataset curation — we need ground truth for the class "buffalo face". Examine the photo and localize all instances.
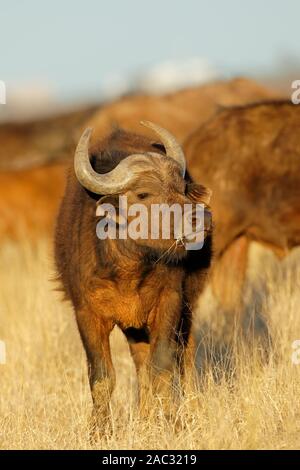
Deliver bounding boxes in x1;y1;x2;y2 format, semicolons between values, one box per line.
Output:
76;121;212;262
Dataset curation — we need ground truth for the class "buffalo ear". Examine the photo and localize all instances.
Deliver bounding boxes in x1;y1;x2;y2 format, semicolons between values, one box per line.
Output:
186;183;212;205
96;195;126;226
96;194;119;207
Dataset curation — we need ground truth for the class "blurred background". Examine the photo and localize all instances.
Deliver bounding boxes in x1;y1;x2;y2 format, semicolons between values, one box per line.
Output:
0;0;299;121
2;1;300;451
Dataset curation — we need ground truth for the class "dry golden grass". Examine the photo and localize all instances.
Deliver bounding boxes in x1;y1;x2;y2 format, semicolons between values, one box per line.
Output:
0;239;300;450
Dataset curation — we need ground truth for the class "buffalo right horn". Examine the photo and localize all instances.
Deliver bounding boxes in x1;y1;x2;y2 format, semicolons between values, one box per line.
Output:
140;121;186;176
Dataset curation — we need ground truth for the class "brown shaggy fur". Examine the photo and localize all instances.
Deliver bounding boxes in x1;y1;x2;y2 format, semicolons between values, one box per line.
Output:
55;129;212;427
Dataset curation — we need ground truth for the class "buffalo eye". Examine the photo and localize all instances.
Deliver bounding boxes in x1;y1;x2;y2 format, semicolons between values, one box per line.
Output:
137;192;150;200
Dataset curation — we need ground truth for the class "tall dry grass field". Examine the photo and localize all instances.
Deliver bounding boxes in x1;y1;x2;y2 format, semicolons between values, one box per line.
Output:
0;239;300;449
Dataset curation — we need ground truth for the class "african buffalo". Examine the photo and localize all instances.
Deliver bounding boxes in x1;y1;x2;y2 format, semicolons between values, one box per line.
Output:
184;100;300;315
55;122;212;426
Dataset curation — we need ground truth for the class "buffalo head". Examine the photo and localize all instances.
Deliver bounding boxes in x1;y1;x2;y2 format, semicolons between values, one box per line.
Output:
74;121;212;261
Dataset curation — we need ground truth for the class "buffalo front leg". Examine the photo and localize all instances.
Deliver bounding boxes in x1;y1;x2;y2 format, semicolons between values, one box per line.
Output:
76;308;115;430
147;291;182;418
124;327;150;409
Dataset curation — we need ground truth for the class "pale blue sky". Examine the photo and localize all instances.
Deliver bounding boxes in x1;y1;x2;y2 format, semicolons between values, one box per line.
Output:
0;0;299;100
